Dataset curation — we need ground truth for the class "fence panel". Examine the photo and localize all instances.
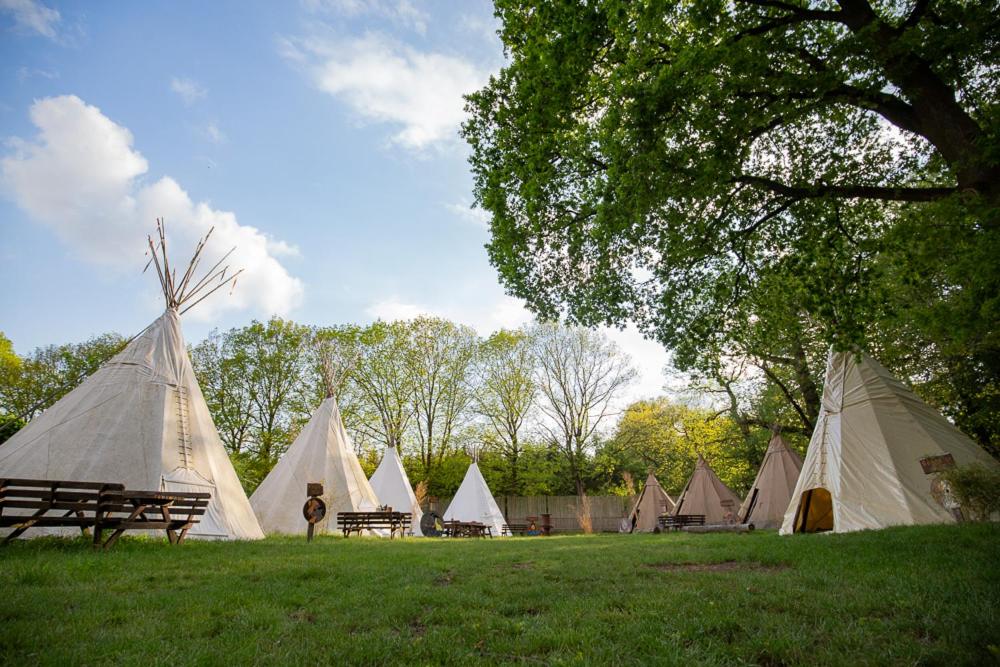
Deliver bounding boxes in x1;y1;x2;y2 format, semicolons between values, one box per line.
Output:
429;495;635;533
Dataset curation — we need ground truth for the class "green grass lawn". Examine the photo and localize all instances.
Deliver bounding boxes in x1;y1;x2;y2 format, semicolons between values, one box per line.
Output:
1;524;998;666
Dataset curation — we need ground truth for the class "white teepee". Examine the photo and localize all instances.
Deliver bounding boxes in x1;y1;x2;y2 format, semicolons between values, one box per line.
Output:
0;223;264;540
369;445;423;536
671;455;742;524
250;397;379;535
780;349;1000;535
738;433;803;529
627;472;674;532
443;460;505;536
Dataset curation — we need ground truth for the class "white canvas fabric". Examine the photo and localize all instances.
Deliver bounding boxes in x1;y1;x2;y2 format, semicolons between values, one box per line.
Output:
627;472;675;532
780;350;1000;535
0;309;264;540
250;397;379;535
672;455;742;524
738;434;803;529
369;445;423;536
443;461;505;536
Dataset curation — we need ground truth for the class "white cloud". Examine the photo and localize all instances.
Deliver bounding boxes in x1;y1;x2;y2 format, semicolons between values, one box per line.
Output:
16;66;58;82
303;0;428;34
0;0;59;39
445;201;490;229
1;95;304;319
282;32;489;150
203;122;226;144
170;76;207;105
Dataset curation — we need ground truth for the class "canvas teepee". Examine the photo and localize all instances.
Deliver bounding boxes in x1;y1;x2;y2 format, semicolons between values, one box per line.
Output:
627;472;674;532
780;350;1000;535
738;432;803;529
369;445;423;536
0;222;264;540
443;459;505;537
672;455;742;524
249;397;379;535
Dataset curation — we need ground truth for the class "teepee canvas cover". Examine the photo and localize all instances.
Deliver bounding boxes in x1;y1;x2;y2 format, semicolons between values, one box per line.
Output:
780;350;999;535
672;455;742;524
369;445;423;536
250;397;379;535
443;461;505;536
0;225;263;540
0;310;263;540
738;433;803;529
627;472;674;532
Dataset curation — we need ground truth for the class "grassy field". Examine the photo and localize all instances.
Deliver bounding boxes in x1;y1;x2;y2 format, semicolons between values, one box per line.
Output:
1;524;998;666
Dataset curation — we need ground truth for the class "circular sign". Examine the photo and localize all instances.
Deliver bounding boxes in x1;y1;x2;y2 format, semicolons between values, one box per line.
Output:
420;511;443;537
303;497;327;524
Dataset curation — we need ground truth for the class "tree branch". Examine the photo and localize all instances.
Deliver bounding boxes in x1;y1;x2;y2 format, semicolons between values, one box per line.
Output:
734;175;957;202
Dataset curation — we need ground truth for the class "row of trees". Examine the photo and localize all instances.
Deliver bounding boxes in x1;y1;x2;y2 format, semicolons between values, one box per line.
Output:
0;317;772;500
188;317;644;495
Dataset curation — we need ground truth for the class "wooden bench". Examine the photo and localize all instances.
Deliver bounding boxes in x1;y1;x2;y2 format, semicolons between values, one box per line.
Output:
443;520;493;538
658;514;707;531
337;511;411;539
502;523;529;536
0;478;209;549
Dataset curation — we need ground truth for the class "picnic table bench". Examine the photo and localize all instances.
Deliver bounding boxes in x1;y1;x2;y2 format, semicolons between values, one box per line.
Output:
443;520;492;538
337;511;411;538
658;514;706;531
0;478;209;549
502;523;529;536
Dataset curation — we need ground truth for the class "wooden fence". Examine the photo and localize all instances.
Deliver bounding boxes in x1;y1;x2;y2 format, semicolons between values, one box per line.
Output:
428;495;633;533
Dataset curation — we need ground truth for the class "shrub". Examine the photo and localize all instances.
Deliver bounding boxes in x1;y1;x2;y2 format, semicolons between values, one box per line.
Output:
937;464;1000;521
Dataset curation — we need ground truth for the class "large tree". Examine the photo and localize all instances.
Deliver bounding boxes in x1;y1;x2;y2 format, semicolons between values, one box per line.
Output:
464;0;999;448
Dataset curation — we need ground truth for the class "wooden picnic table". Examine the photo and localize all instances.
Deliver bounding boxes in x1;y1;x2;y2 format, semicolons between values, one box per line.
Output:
0;478;209;549
658;514;707;531
443;520;493;538
337;510;411;538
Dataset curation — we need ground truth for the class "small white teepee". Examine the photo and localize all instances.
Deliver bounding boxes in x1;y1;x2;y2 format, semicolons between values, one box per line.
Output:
738;433;803;529
250;397;379;535
627;472;674;532
369;445;423;536
443;460;505;536
0;222;264;540
672;455;742;524
780;350;1000;535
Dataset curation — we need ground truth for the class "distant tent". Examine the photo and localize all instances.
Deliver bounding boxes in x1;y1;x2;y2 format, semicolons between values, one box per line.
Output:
627;472;675;532
738;433;803;529
443;460;505;537
369;445;423;536
250;397;379;535
672;455;742;524
780;350;1000;535
0;222;264;540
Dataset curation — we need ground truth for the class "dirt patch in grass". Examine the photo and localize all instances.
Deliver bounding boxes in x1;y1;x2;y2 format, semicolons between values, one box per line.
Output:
511;562;533;570
648;560;789;573
434;571;454;586
409;619;426;637
289;609;317;624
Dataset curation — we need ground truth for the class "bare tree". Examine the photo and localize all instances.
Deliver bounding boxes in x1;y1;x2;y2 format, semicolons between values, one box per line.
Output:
475;328;536;493
532;324;636;496
407;317;479;475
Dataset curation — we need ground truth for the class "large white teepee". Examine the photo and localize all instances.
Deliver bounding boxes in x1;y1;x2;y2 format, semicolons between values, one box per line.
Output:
369;445;423;536
627;472;674;532
738;433;803;529
780;350;999;535
672;455;742;524
443;461;505;536
250;397;379;535
0;224;264;540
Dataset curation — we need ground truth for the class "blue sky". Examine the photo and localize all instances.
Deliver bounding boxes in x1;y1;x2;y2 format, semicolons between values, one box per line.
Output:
0;0;670;402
